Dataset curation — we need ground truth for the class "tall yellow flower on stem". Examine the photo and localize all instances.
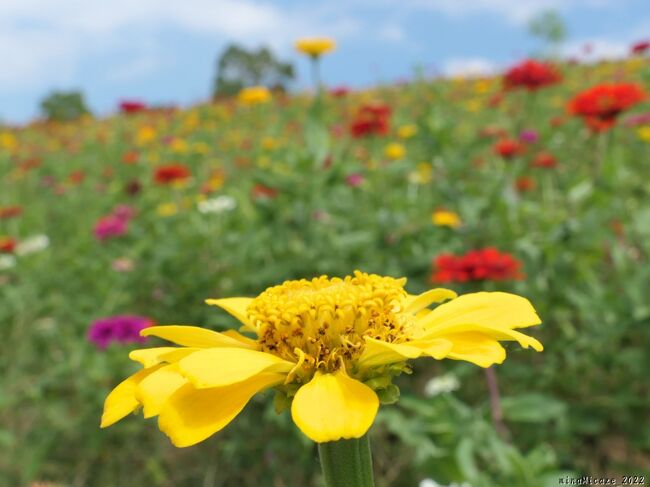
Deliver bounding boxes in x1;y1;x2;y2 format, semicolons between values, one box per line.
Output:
101;271;542;486
295;37;336;91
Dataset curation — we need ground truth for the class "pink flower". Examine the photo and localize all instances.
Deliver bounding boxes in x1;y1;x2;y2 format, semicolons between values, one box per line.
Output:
345;173;364;187
94;216;128;241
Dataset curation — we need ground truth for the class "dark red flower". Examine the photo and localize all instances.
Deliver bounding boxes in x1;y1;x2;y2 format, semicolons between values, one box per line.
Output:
532;152;557;169
567;83;646;132
154;164;191;184
431;247;523;283
350;103;391;138
0;206;22;220
125;179;142;196
0;237;17;253
631;40;650;55
493;138;525;159
119;100;148;114
503;59;561;91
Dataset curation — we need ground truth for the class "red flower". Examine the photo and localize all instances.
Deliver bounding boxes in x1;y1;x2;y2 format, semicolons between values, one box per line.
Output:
631;40;650;55
431;247;523;283
154;164;191;184
532;152;557;169
68;170;86;185
567;83;646;132
479;126;508;139
350;103;391;138
119;100;148;114
251;184;278;200
515;176;536;192
0;237;17;253
493;138;525;159
330;86;350;97
122;151;139;164
503;59;561;91
0;206;22;220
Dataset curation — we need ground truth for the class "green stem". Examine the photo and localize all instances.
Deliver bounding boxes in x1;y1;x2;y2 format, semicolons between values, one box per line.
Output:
318;435;375;487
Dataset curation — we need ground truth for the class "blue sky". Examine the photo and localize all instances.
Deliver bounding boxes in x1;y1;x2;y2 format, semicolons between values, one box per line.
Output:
1;0;649;123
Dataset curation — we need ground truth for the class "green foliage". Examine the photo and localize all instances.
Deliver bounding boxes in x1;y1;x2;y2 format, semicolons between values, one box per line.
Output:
213;44;295;98
40;90;90;122
528;10;567;55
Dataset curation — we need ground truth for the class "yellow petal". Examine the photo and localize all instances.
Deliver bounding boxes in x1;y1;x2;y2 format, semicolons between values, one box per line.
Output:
428;324;543;351
357;336;453;368
444;332;507;367
205;297;254;329
291;370;379;443
129;347;179;368
178;348;294;388
418;292;541;332
358;337;426;367
221;329;258;347
141;325;255;349
157;347;202;363
158;372;284;447
404;288;457;314
100;364;163;428
136;364;188;418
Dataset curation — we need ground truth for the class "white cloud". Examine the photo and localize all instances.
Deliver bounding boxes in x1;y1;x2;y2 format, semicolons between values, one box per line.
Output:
442;57;499;77
561;38;629;62
378;25;406;43
0;0;358;91
402;0;617;25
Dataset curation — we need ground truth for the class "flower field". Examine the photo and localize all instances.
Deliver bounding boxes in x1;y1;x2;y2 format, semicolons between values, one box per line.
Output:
2;56;650;486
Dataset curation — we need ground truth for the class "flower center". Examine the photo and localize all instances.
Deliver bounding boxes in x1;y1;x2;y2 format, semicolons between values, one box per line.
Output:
247;271;410;374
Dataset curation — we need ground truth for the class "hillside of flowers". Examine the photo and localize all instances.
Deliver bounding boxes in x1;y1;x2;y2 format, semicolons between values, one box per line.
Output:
1;54;650;486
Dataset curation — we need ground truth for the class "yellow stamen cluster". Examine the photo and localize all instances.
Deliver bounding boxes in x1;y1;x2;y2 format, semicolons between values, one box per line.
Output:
248;271;410;374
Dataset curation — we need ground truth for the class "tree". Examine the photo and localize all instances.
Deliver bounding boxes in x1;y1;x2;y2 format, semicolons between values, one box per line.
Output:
213;44;295;98
528;9;567;57
40;90;90;122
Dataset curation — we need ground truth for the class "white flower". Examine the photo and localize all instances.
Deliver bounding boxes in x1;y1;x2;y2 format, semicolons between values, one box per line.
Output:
15;235;49;256
424;373;460;397
0;255;16;270
197;196;236;214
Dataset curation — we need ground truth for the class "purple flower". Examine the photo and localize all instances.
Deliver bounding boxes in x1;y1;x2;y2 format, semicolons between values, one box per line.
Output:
88;315;153;349
519;129;539;144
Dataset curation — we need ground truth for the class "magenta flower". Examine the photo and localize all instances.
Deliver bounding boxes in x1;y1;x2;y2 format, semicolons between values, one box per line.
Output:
94;216;128;241
88;315;153;349
93;205;135;241
519;129;539;144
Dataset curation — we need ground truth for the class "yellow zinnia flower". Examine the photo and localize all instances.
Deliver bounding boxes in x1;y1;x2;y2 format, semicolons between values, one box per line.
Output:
637;126;650;142
238;86;272;105
397;124;418;139
432;209;462;228
384;143;406;160
295;37;336;57
101;271;542;447
136;126;156;145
